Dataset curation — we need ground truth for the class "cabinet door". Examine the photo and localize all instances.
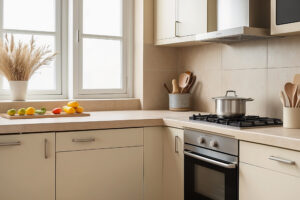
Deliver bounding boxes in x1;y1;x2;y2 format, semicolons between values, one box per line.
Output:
144;127;164;200
177;0;209;36
0;133;55;200
239;162;300;200
163;127;184;200
56;147;143;200
155;0;176;40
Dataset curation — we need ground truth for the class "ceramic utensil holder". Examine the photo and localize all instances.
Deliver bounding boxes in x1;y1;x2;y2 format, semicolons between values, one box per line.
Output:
283;107;300;129
169;93;191;111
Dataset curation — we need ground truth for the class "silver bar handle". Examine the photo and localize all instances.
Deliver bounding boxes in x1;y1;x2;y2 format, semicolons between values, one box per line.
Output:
44;139;48;159
77;29;80;43
0;141;21;146
269;156;295;165
72;138;95;143
175;136;179;153
184;151;237;169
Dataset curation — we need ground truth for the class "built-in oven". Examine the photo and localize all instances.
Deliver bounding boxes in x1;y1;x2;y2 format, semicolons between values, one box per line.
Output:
184;129;239;200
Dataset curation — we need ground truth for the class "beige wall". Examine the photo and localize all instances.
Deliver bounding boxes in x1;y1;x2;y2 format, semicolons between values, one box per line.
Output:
178;36;300;118
134;0;178;110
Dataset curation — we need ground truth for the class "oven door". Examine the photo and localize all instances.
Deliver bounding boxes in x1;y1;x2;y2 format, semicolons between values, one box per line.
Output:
184;150;238;200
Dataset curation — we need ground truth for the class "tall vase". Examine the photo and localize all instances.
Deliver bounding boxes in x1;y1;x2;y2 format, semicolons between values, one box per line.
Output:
8;81;28;101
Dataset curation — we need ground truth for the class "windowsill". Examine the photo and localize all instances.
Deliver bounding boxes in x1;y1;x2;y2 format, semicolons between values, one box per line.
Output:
0;98;141;113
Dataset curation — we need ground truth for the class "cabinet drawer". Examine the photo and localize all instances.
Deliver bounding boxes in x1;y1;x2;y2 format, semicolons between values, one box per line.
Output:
56;128;143;152
240;141;300;177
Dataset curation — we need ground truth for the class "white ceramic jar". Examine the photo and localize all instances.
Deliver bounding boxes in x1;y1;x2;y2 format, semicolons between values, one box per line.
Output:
8;81;28;101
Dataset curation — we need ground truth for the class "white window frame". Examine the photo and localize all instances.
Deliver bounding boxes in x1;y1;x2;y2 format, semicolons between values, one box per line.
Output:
0;0;68;100
72;0;133;99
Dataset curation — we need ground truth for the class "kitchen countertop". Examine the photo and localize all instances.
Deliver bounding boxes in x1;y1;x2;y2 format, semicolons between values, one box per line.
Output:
0;110;300;151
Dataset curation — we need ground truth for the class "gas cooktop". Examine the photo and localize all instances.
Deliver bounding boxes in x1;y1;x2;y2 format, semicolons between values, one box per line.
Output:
189;114;283;128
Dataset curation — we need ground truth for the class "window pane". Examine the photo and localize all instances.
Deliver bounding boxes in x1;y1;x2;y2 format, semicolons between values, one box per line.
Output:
1;34;56;90
3;0;55;32
83;0;122;36
82;38;122;89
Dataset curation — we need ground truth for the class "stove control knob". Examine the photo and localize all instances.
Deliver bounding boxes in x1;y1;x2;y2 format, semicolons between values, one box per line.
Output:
210;140;218;148
198;137;205;144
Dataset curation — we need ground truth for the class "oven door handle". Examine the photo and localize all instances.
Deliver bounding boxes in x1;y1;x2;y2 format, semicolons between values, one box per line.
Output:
184;151;237;169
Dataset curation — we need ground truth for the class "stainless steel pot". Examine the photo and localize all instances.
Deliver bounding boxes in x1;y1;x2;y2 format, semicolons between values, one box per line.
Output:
212;90;253;118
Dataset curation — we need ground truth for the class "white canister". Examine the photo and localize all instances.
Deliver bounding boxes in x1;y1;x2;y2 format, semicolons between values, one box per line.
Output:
169;93;191;111
283;107;300;129
8;81;28;101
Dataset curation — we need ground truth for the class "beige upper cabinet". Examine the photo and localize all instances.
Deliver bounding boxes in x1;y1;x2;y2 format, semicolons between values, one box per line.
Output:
163;127;184;200
0;133;55;200
155;0;216;45
176;0;216;37
155;0;176;41
239;141;300;200
271;0;300;35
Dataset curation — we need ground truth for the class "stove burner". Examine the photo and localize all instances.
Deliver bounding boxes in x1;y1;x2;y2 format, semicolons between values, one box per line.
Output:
189;114;283;128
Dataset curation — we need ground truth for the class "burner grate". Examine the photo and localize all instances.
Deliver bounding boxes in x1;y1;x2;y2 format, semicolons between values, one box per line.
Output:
189;114;283;128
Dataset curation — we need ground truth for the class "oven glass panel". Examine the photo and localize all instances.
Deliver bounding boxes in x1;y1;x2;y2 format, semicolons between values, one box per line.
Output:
195;164;225;200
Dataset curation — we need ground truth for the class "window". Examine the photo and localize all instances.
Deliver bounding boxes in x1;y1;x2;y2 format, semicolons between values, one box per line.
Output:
73;0;133;98
0;0;65;99
0;0;132;99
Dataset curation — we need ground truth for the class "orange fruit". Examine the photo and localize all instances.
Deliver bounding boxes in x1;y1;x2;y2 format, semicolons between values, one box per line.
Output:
76;106;84;113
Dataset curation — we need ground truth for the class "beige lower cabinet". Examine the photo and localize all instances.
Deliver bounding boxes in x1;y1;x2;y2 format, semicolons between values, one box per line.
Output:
163;127;184;200
239;141;300;200
0;133;55;200
56;128;143;200
239;162;300;200
144;127;164;200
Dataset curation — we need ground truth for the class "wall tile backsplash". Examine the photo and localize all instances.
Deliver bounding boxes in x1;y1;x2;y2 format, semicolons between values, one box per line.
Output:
178;36;300;118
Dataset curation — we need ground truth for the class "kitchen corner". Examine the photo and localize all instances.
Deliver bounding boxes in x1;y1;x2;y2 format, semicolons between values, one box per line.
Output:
2;0;300;200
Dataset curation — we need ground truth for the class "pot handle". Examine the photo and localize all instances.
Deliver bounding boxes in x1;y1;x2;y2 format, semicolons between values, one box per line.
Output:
225;90;237;97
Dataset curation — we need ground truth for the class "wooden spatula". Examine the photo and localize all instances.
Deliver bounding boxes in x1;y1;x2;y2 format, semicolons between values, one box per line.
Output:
172;79;180;94
284;82;298;107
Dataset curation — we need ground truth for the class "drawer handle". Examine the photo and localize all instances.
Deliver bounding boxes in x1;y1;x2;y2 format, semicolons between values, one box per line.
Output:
175;136;179;153
269;156;295;165
72;138;95;143
0;141;21;146
44;139;48;159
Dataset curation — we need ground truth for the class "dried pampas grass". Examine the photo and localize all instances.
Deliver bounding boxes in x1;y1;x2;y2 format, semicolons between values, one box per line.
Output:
0;34;57;81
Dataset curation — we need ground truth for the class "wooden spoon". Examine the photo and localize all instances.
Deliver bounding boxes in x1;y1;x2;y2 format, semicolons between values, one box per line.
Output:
284;82;298;107
178;73;191;93
172;79;180;94
296;91;300;107
185;75;196;93
293;85;298;107
279;90;287;107
293;74;300;85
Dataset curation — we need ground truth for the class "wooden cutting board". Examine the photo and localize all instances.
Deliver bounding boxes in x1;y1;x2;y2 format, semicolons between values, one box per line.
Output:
1;111;90;119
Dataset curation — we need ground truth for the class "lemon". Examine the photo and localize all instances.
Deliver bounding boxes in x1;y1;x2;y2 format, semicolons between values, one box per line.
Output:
63;106;76;114
67;101;79;108
7;109;16;116
25;107;35;115
76;106;84;113
17;108;26;116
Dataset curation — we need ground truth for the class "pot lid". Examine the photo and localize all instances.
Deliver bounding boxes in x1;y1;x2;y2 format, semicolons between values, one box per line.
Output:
212;90;254;101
